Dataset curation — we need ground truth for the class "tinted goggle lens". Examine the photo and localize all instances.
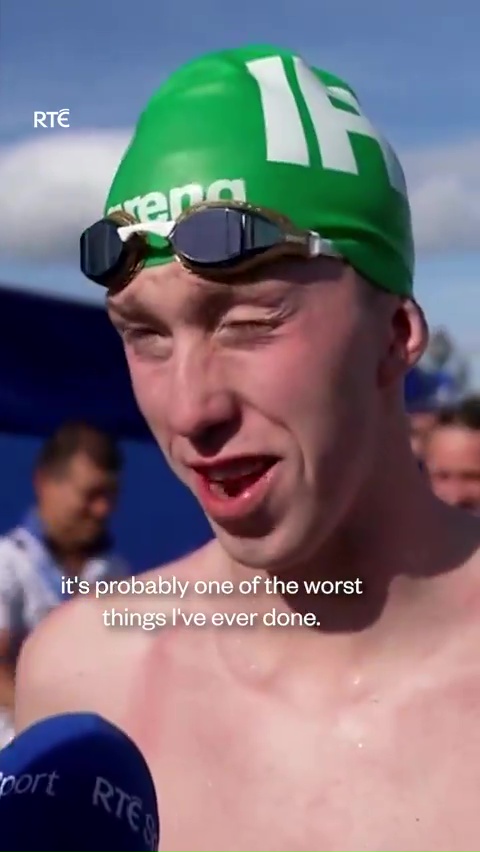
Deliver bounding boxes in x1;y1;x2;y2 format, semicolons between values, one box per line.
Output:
172;207;283;267
80;218;130;286
80;206;289;287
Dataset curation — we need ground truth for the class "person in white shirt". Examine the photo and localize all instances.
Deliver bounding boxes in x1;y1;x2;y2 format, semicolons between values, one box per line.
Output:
0;421;128;745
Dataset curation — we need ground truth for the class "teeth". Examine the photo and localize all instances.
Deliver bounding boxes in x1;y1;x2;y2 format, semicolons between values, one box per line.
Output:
209;481;229;497
207;459;268;482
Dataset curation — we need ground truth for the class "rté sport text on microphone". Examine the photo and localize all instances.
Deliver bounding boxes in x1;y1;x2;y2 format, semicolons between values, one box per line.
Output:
33;109;70;128
0;770;158;850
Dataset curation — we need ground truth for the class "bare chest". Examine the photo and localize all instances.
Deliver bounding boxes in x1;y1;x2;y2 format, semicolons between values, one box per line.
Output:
118;655;480;852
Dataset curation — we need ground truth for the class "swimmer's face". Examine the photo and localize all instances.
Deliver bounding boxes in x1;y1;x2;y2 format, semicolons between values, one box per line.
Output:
108;258;424;570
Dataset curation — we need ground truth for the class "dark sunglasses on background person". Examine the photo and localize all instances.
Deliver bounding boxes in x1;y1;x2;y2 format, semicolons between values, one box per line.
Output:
79;200;341;291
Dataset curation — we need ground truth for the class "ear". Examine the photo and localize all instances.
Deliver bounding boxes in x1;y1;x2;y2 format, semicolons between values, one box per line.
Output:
378;298;429;387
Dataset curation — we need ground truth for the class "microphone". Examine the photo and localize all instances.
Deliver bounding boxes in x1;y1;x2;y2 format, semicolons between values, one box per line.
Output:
0;712;159;851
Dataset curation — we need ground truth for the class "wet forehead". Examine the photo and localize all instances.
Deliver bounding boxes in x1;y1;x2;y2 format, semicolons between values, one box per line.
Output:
428;426;480;466
108;263;302;325
107;257;346;325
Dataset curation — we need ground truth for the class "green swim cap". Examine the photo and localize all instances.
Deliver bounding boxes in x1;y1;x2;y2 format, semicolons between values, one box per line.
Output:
105;45;414;296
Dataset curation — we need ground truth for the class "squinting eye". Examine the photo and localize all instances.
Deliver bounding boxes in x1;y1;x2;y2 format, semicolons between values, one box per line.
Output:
121;327;154;343
121;327;170;357
223;319;277;333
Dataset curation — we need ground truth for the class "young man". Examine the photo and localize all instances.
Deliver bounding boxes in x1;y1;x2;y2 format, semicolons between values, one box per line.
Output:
15;46;480;852
425;396;480;513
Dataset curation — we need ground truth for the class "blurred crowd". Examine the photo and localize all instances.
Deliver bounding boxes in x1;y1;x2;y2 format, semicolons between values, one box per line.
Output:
406;328;480;512
409;395;480;513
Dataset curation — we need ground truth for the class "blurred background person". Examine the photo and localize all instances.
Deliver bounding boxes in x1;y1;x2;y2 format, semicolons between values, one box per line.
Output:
424;397;480;514
0;421;128;746
405;365;460;464
407;403;439;466
405;329;471;466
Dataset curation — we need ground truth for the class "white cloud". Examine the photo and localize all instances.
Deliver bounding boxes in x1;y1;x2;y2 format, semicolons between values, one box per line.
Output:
404;138;480;253
0;132;129;263
1;131;480;262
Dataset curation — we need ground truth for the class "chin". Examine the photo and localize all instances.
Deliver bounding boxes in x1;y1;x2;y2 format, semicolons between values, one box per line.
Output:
76;528;104;548
212;506;328;574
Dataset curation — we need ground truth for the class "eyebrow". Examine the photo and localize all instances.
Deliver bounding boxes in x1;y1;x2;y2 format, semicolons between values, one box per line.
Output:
107;294;154;326
185;281;291;323
108;279;292;327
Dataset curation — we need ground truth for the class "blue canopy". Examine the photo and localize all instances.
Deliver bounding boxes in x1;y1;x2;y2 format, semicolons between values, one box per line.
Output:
0;284;149;439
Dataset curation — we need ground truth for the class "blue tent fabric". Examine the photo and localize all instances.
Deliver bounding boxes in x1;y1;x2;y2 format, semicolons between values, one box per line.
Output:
0;285;211;571
0;285;149;439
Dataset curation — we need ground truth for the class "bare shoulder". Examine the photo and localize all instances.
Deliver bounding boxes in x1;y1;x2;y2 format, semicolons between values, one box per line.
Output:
14;584;119;732
15;540;217;732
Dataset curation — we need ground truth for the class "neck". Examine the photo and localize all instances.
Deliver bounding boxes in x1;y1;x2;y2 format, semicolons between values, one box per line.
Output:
49;547;88;575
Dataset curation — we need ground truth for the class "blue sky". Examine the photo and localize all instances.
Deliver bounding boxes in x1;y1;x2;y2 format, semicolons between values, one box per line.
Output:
2;0;480;379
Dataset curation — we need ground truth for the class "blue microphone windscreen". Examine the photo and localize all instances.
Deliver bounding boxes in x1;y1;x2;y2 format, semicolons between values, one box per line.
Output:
0;712;159;851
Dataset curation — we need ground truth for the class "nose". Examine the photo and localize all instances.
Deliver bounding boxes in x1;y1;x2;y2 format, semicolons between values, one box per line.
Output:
90;495;113;520
166;341;238;449
437;479;475;510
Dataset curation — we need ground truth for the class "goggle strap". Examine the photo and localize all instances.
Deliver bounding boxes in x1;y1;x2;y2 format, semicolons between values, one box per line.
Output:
117;221;175;242
306;232;339;258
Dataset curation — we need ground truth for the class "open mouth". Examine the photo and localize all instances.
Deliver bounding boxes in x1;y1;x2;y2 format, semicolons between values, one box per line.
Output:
195;456;278;500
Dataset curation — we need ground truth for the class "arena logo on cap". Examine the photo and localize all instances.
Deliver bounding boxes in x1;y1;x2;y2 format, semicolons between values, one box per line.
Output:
107;178;247;223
